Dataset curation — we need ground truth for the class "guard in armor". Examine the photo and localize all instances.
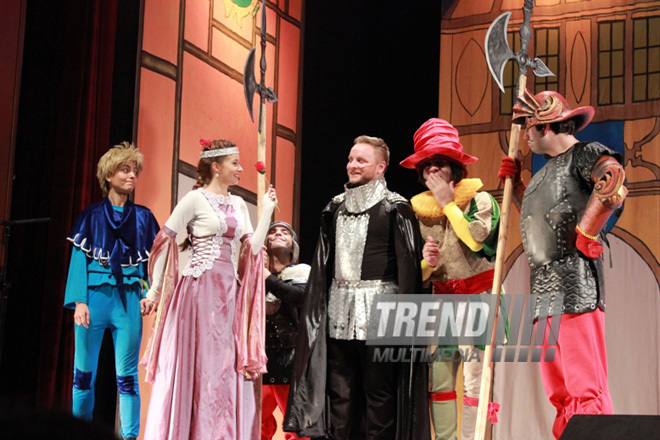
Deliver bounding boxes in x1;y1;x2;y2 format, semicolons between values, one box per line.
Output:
499;89;627;439
262;221;310;440
284;136;430;440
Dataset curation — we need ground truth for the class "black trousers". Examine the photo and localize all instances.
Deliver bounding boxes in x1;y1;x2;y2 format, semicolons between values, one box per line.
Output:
326;338;399;440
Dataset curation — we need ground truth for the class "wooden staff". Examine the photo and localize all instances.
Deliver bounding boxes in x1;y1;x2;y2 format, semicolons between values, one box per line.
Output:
476;0;554;437
243;1;279;434
473;86;525;440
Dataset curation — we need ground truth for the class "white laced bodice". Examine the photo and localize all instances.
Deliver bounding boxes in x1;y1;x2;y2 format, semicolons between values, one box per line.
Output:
181;189;245;278
146;189;253;302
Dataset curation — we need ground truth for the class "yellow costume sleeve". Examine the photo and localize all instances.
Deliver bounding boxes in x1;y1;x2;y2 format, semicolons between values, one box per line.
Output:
444;202;483;252
421;259;435;281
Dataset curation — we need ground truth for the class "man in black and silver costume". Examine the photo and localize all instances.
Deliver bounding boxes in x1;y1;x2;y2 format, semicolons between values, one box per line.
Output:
284;136;430;440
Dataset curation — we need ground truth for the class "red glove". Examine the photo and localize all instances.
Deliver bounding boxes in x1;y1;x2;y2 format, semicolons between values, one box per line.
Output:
498;157;525;187
576;228;603;258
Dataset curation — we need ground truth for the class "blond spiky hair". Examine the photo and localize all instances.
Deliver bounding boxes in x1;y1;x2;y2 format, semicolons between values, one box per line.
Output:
96;142;144;196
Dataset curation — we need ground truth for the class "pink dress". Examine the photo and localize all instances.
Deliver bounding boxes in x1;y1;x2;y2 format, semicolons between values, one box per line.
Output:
142;189;266;440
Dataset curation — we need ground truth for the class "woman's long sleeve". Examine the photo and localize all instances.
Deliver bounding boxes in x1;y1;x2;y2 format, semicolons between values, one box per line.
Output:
250;195;276;254
146;191;197;302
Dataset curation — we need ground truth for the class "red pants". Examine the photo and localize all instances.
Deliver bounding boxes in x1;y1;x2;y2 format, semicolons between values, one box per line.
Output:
262;384;302;440
538;310;613;439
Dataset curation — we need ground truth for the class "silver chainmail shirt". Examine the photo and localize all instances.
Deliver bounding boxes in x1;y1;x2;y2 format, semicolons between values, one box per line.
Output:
328;177;399;340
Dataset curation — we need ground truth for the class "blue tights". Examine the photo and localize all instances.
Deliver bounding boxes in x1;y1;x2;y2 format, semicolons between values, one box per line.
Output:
72;285;142;439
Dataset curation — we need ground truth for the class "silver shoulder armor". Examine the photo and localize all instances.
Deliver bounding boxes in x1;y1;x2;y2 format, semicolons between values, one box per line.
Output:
386;191;408;204
332;193;346;204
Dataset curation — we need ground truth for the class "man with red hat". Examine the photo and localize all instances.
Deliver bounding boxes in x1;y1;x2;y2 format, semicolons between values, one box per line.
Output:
401;118;502;440
499;89;627;438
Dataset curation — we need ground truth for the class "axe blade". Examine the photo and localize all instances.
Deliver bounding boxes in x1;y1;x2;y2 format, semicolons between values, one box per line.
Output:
485;12;515;93
243;47;259;122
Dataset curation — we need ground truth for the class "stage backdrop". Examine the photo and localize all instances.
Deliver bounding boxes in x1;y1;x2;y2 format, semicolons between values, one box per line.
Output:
438;0;660;438
131;0;304;437
0;0;24;272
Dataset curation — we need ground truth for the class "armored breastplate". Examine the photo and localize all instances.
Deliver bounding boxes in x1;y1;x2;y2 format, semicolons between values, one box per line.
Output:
520;148;591;269
521;144;607;318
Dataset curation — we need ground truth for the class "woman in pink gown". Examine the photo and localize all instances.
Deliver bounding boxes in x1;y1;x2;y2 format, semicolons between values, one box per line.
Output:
141;139;277;439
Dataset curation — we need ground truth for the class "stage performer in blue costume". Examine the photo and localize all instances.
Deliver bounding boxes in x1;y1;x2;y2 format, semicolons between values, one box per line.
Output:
64;142;159;440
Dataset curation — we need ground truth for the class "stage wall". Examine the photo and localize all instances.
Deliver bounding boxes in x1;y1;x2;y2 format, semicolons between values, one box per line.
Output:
131;1;304;438
439;0;660;438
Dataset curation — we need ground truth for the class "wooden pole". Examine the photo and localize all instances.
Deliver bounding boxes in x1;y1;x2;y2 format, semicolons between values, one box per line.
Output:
255;99;266;437
474;73;527;439
257;105;266;215
475;0;542;435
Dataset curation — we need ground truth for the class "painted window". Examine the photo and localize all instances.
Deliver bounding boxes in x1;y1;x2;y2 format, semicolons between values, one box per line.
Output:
533;27;560;94
598;21;625;105
633;16;660;102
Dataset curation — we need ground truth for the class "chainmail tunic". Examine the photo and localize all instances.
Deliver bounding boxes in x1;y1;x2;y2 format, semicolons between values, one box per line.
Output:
327;177;400;340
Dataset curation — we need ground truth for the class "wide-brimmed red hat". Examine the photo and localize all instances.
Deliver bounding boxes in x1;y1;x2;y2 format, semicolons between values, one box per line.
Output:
400;118;478;169
512;89;594;132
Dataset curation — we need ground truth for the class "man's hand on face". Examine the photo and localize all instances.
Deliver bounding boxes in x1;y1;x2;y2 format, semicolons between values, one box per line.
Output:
426;172;455;208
